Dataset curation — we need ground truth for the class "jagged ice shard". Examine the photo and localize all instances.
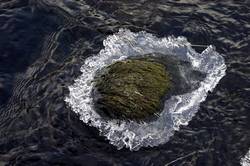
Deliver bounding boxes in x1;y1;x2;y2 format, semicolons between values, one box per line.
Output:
65;29;226;151
241;150;250;166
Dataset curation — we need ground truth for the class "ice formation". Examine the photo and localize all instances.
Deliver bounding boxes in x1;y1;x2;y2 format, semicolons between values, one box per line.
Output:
65;29;226;150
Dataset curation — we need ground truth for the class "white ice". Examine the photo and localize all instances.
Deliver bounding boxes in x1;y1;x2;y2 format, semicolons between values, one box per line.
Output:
241;150;250;166
65;29;226;151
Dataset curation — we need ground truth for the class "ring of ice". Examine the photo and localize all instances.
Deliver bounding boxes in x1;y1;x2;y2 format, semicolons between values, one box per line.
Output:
65;29;226;151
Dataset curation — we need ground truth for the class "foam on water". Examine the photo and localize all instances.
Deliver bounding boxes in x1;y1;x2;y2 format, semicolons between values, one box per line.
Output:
65;29;226;151
241;150;250;166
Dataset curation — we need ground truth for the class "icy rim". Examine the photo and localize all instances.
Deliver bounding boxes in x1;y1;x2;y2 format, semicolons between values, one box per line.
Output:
241;150;250;166
65;29;226;151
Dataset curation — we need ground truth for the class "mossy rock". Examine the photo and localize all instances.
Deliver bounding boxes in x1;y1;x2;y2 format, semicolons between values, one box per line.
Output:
93;59;172;120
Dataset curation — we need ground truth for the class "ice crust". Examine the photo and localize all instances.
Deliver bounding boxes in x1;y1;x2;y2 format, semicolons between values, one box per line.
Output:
242;150;250;166
65;29;226;151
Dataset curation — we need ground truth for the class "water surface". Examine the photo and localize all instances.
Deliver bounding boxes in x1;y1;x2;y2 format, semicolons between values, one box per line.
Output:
0;0;249;165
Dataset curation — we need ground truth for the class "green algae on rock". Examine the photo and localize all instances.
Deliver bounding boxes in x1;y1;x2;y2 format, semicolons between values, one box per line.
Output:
93;59;172;120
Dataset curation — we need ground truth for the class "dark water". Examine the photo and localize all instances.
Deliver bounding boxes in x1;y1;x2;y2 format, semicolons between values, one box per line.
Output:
0;0;250;165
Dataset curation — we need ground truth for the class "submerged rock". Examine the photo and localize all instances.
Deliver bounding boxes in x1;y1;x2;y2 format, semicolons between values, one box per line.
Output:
93;59;171;120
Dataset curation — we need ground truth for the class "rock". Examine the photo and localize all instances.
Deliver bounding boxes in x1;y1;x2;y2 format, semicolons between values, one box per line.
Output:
93;59;172;120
